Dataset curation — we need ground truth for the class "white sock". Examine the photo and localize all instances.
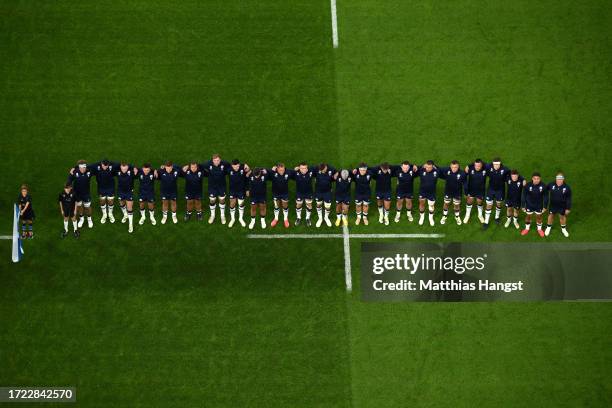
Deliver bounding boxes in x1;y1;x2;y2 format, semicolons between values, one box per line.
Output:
63;220;69;232
72;220;78;230
283;208;289;220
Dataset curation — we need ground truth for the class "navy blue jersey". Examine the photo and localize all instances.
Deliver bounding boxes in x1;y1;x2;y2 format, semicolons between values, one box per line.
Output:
439;167;467;195
69;168;94;195
335;175;353;196
249;174;268;198
137;170;156;195
58;191;76;208
466;164;487;193
486;164;510;191
417;167;440;196
201;160;230;189
354;170;373;196
158;166;180;194
268;169;295;196
548;183;572;209
522;182;549;209
91;162;119;191
371;167;393;193
181;168;204;195
506;176;524;202
18;194;33;214
314;166;337;194
228;165;249;194
294;168;316;195
393;165;416;194
115;167;136;193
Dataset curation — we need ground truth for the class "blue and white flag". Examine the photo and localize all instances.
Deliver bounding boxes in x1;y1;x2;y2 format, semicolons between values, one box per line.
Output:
12;204;24;263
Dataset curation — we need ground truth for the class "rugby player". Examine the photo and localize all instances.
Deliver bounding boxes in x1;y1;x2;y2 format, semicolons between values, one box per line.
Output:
463;159;487;224
228;159;250;228
201;154;230;225
137;163;157;225
371;163;393;225
115;162;136;233
483;158;510;230
158;161;180;224
68;160;95;229
545;172;571;237
333;169;352;227
521;172;549;237
59;182;79;238
91;159;119;224
293;162;316;226
504;170;524;229
180;162;205;222
248;168;268;229
17;185;34;239
438;160;466;225
353;163;373;225
417;160;439;226
314;163;337;227
393;161;417;223
267;163;295;228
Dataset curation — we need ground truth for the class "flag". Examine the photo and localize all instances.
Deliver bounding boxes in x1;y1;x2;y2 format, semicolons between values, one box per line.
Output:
12;204;24;263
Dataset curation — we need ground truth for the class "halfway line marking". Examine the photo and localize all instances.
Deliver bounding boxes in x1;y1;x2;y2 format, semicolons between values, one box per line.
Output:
342;225;352;292
330;0;339;48
0;235;12;240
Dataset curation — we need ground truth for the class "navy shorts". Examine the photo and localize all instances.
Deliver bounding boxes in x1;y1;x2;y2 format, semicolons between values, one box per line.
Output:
161;191;177;201
98;187;115;198
139;191;155;203
208;185;226;198
21;209;35;221
185;192;202;200
444;192;462;202
251;196;266;205
525;204;543;214
118;190;134;201
296;192;313;201
549;205;567;215
75;192;91;203
315;191;332;203
486;188;505;202
396;190;413;199
62;206;75;218
467;189;485;200
229;191;246;200
335;194;351;205
505;198;521;209
273;193;289;201
419;192;436;201
355;192;370;204
376;191;392;201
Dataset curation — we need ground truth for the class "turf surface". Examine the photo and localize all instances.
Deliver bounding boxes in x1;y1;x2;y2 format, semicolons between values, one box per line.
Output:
1;1;611;407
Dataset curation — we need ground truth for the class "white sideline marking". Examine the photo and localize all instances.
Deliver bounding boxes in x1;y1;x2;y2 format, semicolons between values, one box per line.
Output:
330;0;339;48
342;225;352;292
248;231;444;291
0;235;12;240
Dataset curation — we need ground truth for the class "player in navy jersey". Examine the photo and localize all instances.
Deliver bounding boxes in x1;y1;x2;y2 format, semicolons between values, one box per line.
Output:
293;162;316;226
158;161;180;224
248;168;268;229
227;159;250;228
137;163;157;225
91;159;119;224
267;163;295;228
416;160;439;226
352;163;373;225
483;158;510;229
438;160;467;226
200;154;230;225
333;169;352;226
59;182;79;238
521;172;549;237
17;185;34;239
504;170;524;229
180;162;205;222
115;162;136;233
463;159;487;224
392;161;418;223
314;163;337;227
545;172;572;237
371;163;393;225
68;160;95;229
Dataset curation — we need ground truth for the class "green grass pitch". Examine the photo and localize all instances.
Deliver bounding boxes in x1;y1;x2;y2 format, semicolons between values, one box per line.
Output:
1;1;611;406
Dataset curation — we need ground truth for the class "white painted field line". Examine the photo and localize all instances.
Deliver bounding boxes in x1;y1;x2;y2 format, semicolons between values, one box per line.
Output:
330;0;339;48
343;225;352;292
0;235;12;240
247;233;443;239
